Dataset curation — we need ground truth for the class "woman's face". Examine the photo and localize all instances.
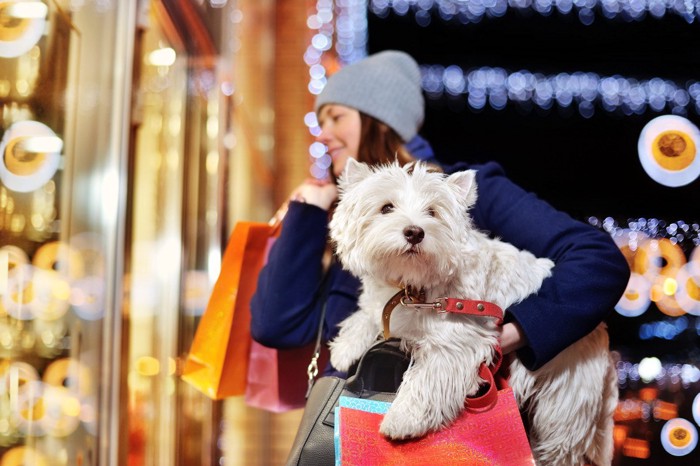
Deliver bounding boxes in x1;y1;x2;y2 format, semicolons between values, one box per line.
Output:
317;104;362;178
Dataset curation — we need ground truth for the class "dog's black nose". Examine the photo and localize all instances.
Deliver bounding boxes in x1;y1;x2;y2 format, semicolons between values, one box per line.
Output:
403;225;424;245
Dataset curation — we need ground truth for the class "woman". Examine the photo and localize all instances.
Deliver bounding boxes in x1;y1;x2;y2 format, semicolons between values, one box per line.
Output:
250;50;629;376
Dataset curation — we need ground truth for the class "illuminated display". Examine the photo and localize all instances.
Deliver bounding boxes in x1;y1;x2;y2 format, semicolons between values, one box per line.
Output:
594;215;700;463
638;115;700;187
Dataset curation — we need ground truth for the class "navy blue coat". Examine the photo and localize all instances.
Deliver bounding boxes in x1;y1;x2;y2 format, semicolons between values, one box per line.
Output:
250;141;630;376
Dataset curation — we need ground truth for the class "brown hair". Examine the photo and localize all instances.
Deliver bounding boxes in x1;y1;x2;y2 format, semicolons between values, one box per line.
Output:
328;112;440;185
356;113;415;167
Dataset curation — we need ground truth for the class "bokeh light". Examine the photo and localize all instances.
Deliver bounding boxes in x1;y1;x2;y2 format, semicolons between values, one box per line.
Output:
369;0;700;25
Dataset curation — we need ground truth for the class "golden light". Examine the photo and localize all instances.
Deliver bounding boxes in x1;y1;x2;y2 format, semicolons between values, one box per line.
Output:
61;395;81;417
663;277;678;296
0;248;7;295
653;400;679;421
18;135;64;154
613;424;628;446
622;438;650;459
136;356;160;376
6;1;48;19
0;121;62;193
687;276;700;300
147;47;176;67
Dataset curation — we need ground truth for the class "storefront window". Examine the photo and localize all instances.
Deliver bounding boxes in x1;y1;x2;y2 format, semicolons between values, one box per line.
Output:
125;18;187;466
2;1;312;464
1;0;133;464
125;2;224;465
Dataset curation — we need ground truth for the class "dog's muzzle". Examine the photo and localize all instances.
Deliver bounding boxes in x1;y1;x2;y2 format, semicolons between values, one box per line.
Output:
403;225;424;245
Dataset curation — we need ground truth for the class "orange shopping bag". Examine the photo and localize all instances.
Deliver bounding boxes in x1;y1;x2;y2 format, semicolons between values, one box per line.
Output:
181;219;280;399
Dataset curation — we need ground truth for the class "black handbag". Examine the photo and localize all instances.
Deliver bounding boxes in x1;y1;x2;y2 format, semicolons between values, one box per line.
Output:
285;338;411;466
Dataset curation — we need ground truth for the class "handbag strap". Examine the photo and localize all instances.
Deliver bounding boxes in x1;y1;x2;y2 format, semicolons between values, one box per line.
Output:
344;339;410;395
305;262;334;398
464;348;503;412
342;338;503;413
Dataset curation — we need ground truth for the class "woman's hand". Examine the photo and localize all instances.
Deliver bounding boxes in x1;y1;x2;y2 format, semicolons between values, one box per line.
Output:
499;322;527;355
291;179;338;211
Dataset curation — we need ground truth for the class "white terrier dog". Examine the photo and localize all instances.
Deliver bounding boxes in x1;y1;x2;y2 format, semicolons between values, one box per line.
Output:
328;159;617;466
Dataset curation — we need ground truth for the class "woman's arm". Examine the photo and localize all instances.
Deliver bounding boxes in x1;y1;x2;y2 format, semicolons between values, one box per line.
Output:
250;201;331;348
471;162;630;370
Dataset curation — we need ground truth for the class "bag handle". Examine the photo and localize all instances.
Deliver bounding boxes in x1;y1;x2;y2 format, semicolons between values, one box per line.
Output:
342;339;504;411
464;363;498;412
305;301;328;397
305;261;334;398
344;339;411;395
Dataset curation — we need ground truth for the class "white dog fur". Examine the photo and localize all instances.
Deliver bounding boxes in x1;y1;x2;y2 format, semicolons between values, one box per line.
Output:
328;159;617;466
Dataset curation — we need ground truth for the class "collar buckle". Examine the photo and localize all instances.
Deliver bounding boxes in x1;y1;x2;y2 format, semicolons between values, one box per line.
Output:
399;295;447;312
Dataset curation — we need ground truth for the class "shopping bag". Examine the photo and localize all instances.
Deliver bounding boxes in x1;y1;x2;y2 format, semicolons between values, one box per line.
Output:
244;238;332;413
331;343;533;465
334;388;534;465
286;339;533;466
245;340;329;412
181;220;279;399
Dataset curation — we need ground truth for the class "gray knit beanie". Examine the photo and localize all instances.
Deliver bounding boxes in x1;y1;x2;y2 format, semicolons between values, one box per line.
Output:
314;50;424;142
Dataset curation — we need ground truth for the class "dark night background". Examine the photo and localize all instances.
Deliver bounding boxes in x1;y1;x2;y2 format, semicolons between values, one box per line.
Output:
368;6;699;465
368;9;700;220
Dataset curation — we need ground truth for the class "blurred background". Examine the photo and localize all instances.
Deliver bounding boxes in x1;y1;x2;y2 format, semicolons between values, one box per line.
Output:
0;0;698;465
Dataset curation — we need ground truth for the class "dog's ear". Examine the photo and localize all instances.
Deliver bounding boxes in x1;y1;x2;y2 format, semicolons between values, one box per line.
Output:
341;158;372;187
446;169;478;207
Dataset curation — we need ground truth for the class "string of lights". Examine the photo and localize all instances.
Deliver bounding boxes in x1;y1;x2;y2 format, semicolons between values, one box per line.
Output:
590;217;700;249
304;1;370;179
617;356;700;388
369;0;700;25
424;65;700;117
305;0;335;96
335;0;369;65
305;0;333;179
305;0;368;96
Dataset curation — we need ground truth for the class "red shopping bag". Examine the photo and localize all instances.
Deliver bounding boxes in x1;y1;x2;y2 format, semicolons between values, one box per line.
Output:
245;340;329;412
244;230;330;412
336;385;534;465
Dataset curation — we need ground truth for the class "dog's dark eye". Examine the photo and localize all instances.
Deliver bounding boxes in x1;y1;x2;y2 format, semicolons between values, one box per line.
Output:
427;207;436;217
381;203;394;214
